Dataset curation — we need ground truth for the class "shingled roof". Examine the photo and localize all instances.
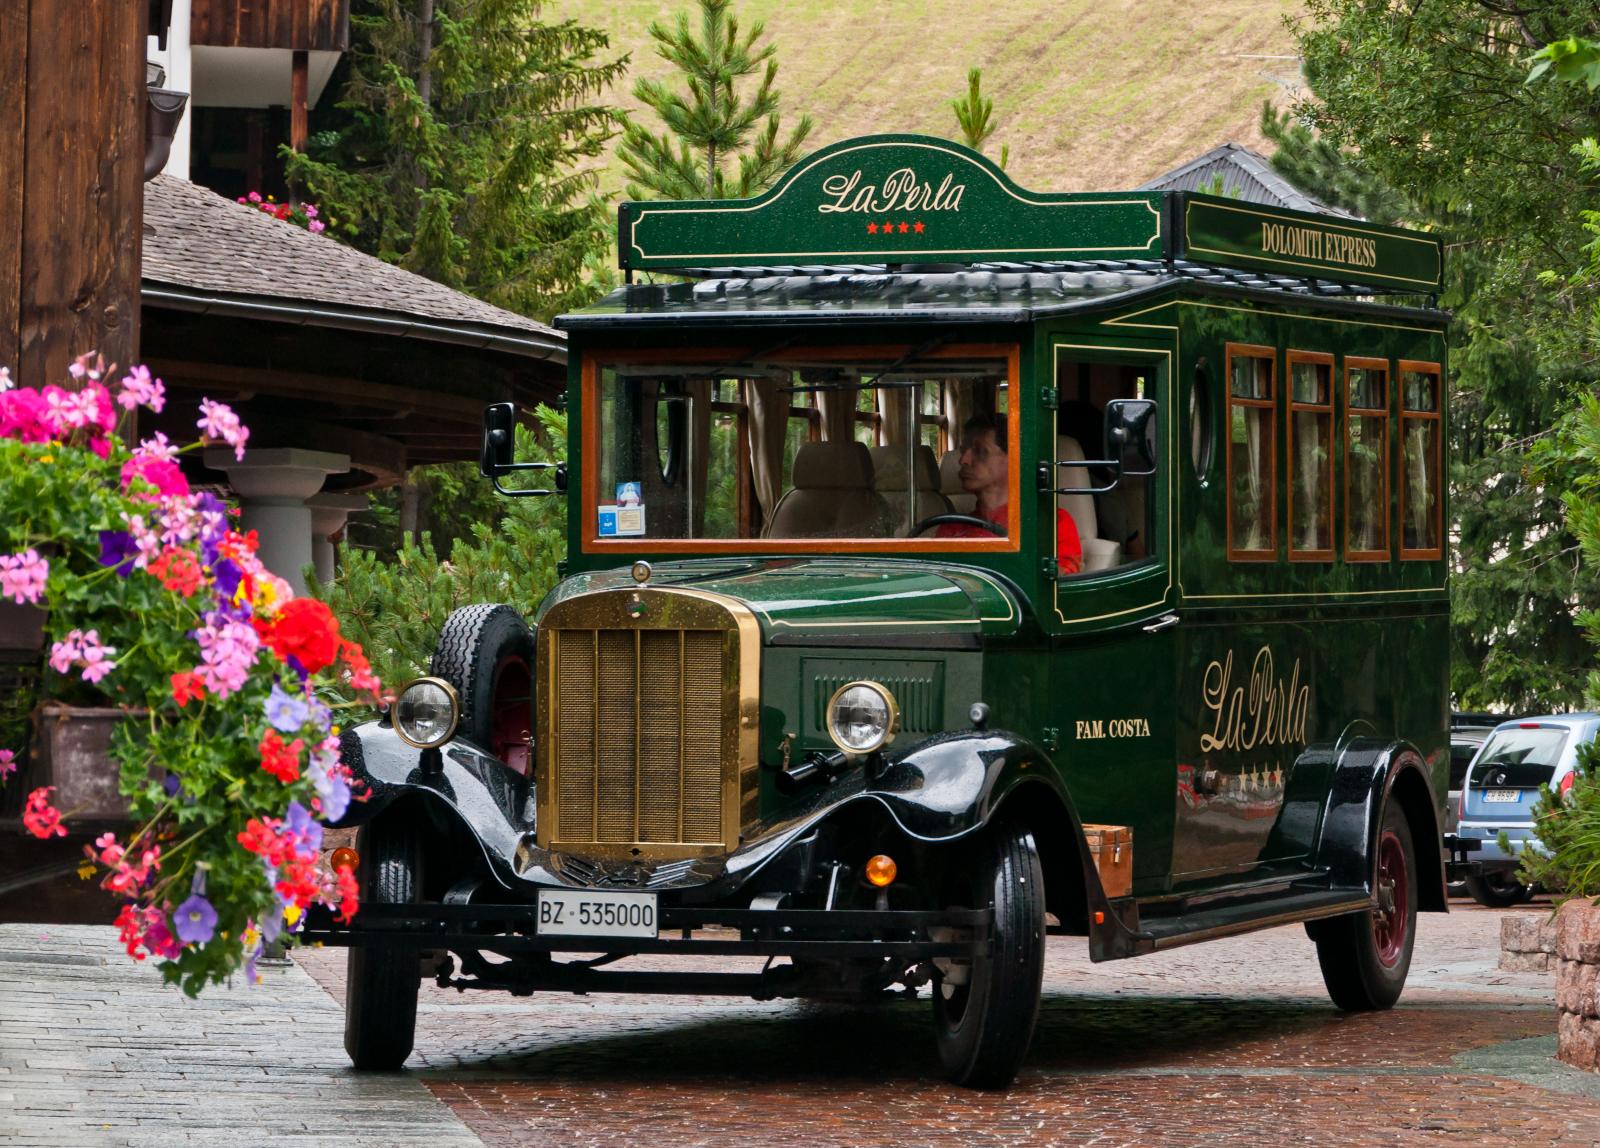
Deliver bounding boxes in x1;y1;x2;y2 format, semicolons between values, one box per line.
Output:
140;175;565;360
1138;142;1355;219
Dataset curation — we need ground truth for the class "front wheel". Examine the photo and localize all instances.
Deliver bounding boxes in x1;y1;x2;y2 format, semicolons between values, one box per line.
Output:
1464;870;1533;908
931;820;1046;1089
344;816;422;1070
1308;802;1417;1011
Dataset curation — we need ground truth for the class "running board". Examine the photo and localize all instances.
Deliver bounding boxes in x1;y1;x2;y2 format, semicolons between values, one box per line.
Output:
1136;889;1372;953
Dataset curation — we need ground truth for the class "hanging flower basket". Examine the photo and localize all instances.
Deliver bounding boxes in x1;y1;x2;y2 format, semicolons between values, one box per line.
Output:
0;354;382;994
0;600;46;652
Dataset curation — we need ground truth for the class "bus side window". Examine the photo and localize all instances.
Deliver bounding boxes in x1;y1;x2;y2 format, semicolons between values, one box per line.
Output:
1345;358;1390;561
1287;351;1334;560
1225;344;1276;560
1399;361;1443;559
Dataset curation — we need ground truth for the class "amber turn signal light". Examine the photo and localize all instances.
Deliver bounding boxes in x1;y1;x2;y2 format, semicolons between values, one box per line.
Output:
864;854;897;887
330;847;359;873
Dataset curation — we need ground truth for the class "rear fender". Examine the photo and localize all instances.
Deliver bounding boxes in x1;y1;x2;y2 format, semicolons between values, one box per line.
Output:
1314;737;1446;911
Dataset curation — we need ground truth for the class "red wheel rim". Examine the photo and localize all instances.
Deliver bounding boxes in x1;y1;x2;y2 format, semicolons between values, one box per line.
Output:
489;654;532;773
1372;828;1409;967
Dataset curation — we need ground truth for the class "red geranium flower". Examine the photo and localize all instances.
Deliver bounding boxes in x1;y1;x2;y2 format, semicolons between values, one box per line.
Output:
23;787;67;839
258;730;303;783
170;670;206;707
150;546;203;597
261;597;341;673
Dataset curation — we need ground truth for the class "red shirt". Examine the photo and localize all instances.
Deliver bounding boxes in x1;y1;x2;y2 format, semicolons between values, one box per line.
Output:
935;503;1082;574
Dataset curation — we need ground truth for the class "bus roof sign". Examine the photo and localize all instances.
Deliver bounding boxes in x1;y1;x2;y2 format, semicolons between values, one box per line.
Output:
618;134;1165;270
617;134;1445;295
1174;192;1444;293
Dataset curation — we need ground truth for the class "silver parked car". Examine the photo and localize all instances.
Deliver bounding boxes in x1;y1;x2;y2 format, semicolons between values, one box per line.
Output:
1455;713;1600;906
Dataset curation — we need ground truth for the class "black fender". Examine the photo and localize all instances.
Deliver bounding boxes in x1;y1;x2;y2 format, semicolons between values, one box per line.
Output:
332;721;530;891
1312;736;1446;911
711;731;1144;958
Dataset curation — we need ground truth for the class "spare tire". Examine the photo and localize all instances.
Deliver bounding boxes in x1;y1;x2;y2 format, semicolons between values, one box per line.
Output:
430;604;534;772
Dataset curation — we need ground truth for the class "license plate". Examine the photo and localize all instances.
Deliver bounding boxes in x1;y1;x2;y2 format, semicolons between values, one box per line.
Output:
536;890;658;938
1484;789;1520;803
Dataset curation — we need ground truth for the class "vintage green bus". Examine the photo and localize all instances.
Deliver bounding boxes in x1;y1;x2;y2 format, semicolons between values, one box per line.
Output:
314;135;1451;1089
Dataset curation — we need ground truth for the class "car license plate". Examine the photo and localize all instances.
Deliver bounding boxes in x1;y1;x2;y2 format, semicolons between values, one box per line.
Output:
536;890;657;938
1484;789;1520;803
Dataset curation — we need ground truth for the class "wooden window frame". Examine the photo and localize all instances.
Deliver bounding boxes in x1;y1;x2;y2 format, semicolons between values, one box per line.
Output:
1398;359;1444;561
1343;356;1390;562
581;344;1021;555
1225;342;1277;562
1286;350;1335;562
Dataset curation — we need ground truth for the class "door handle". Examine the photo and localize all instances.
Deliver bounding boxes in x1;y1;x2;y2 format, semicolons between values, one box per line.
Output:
1142;612;1179;633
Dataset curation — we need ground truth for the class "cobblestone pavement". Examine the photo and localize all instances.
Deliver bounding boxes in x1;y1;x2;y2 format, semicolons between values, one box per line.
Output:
7;903;1600;1146
284;899;1600;1147
0;924;479;1148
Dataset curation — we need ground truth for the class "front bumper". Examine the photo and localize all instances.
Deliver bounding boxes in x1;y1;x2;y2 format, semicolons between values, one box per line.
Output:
301;901;992;998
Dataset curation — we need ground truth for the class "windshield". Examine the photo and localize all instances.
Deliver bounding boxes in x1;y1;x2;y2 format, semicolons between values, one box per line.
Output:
585;345;1017;551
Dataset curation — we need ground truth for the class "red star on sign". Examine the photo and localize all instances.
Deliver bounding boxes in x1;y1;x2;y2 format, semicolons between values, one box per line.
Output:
913;220;925;234
884;220;895;234
898;221;911;234
866;222;878;234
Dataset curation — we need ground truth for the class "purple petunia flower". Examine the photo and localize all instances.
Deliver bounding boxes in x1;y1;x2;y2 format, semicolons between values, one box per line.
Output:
283;800;324;855
98;530;138;578
265;681;310;733
173;893;218;946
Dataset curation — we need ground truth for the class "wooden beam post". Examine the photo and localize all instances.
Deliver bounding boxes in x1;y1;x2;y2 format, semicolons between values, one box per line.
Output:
290;49;308;152
6;1;147;384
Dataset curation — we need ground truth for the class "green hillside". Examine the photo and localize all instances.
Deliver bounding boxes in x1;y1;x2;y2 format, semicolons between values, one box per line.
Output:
552;0;1307;200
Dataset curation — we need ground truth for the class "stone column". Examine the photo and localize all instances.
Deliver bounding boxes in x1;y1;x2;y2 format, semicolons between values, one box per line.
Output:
205;448;350;596
307;492;370;585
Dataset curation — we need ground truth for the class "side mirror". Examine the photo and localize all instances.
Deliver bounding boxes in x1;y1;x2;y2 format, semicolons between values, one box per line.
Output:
480;402;516;478
479;402;567;497
1105;398;1157;477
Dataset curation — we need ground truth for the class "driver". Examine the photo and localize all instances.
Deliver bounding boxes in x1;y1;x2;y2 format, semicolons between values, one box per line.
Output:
937;414;1082;574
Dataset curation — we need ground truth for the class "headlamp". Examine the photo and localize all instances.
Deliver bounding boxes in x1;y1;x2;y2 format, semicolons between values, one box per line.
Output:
393;676;460;749
825;680;899;756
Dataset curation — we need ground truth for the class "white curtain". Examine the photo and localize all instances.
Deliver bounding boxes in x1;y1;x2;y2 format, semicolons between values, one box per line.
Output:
742;377;787;521
877;385;914;446
816;382;858;442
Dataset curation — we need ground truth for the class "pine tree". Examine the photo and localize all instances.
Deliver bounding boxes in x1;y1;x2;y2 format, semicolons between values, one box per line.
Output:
617;0;813;201
951;68;1007;170
284;0;627;321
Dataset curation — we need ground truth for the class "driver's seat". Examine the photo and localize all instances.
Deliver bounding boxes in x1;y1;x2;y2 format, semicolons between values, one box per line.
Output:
870;444;952;534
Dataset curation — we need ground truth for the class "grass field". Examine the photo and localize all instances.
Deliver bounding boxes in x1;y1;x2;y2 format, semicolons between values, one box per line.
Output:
551;0;1307;199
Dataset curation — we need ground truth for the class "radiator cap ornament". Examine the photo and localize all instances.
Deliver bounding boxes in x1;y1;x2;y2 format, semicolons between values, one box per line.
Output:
631;560;652;584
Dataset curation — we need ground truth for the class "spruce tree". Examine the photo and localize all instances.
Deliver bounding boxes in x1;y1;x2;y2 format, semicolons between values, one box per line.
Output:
285;0;627;321
617;0;813;201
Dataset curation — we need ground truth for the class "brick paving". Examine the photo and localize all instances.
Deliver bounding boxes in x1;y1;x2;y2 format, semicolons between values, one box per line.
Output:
7;902;1600;1146
285;899;1600;1147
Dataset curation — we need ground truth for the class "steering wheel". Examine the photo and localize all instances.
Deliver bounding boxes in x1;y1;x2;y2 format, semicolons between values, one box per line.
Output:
910;513;1004;537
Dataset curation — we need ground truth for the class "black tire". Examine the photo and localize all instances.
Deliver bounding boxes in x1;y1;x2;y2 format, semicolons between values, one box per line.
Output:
1309;801;1418;1011
431;604;534;769
344;816;422;1070
932;821;1046;1089
1464;870;1533;908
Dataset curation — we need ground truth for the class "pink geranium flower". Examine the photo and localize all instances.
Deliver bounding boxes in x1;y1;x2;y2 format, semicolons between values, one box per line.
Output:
0;748;15;780
117;365;166;413
197;398;249;461
0;548;48;604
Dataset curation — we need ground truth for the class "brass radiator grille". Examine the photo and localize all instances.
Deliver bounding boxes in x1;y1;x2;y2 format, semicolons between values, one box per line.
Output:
536;587;758;860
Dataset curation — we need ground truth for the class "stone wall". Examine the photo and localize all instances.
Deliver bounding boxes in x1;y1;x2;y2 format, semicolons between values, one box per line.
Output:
1556;898;1600;1072
1500;912;1558;972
